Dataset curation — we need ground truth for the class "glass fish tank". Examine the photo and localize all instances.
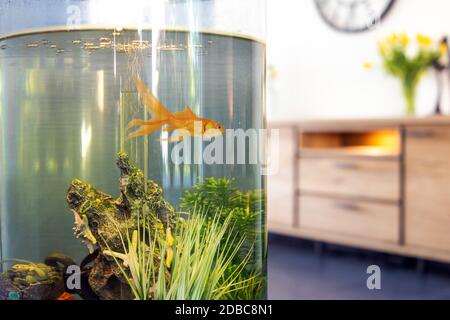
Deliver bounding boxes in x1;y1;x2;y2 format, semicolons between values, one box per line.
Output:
0;0;266;300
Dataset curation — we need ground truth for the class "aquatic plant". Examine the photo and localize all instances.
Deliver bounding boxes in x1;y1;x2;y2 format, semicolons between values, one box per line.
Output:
156;212;255;300
106;207;256;300
180;178;265;250
222;271;266;300
102;217;166;300
180;177;266;299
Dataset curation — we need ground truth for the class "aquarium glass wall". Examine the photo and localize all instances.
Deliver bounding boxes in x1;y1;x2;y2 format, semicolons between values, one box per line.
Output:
0;0;266;300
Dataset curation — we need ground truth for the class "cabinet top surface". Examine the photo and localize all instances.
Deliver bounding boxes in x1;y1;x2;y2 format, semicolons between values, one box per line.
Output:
269;116;450;130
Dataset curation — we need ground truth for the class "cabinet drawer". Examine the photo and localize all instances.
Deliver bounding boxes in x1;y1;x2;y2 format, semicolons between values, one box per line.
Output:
299;195;399;243
299;158;400;201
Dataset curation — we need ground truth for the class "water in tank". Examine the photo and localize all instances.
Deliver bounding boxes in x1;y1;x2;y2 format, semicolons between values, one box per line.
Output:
0;0;266;300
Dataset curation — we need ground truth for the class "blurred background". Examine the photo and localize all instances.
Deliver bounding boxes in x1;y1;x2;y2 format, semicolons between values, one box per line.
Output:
267;0;450;120
266;0;450;299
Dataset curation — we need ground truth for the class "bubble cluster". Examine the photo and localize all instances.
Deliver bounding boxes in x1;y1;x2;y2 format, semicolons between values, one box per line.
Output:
2;30;213;57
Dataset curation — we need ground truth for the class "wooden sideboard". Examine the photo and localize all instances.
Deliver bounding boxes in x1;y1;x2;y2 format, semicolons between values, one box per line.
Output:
268;117;450;263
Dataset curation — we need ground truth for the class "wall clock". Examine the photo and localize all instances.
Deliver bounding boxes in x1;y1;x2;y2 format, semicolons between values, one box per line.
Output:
314;0;396;33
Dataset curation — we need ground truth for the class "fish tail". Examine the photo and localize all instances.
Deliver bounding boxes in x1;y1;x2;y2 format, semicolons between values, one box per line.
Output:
134;78;172;121
127;119;170;130
127;123;167;139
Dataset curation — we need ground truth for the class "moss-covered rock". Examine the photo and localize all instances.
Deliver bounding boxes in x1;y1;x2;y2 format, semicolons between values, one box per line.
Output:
0;262;64;300
66;152;174;300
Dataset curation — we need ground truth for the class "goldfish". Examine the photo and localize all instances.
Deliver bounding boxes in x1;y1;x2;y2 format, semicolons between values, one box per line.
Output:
127;78;225;142
56;292;75;300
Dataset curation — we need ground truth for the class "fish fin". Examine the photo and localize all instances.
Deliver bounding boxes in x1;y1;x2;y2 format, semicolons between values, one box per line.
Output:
127;124;163;139
134;78;172;120
127;119;169;130
172;106;197;120
183;106;196;118
162;124;179;132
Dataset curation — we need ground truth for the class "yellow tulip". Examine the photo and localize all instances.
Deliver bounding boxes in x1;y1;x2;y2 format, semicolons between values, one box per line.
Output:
400;33;409;47
387;33;398;46
417;34;432;47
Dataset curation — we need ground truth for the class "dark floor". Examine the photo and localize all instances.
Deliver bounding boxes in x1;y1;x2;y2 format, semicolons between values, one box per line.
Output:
267;234;450;300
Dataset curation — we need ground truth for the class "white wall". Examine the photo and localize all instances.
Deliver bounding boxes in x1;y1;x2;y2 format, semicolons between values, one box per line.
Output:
267;0;450;121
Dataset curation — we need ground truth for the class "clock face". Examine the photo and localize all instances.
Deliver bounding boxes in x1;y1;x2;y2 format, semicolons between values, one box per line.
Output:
314;0;396;33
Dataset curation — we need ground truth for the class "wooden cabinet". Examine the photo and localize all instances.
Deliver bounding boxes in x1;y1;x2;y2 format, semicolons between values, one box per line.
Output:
269;117;450;263
405;126;450;252
267;127;296;228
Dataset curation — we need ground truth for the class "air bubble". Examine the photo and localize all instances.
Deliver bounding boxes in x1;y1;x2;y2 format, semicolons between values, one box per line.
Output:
26;43;39;48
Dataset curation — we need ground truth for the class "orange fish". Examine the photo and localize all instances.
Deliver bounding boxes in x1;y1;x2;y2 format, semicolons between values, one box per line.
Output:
127;78;225;142
56;292;75;300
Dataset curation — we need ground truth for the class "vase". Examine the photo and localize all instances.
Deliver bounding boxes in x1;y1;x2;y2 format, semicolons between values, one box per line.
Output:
402;79;419;116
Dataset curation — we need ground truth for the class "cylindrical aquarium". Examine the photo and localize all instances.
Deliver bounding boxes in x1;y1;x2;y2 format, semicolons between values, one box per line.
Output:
0;0;266;300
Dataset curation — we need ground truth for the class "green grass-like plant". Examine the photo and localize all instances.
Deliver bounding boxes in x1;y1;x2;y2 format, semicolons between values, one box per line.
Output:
105;206;258;300
180;177;266;299
180;178;265;253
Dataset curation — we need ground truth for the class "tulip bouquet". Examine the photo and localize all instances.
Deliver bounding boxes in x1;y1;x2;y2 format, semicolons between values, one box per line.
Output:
378;33;444;115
